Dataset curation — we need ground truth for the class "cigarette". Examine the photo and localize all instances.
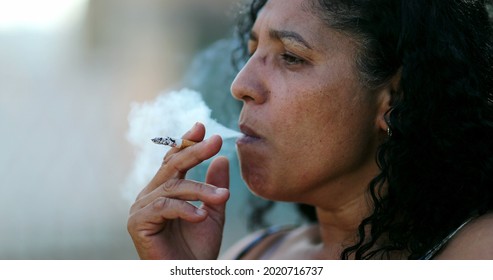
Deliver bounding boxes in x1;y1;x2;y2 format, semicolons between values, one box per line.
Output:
151;136;197;149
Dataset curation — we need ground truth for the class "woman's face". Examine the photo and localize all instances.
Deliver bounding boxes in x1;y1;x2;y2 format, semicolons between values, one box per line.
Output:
231;0;387;207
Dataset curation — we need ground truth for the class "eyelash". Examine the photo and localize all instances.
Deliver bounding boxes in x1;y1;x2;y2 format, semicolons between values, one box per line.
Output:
280;53;305;65
247;48;306;66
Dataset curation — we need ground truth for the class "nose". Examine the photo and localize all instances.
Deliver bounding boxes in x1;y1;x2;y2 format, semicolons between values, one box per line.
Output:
230;55;268;104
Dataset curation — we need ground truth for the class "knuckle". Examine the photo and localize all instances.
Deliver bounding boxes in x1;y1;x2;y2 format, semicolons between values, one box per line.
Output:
152;197;170;211
195;181;207;194
127;219;136;235
162;153;175;165
129;203;138;215
127;212;139;234
162;153;187;176
161;179;181;193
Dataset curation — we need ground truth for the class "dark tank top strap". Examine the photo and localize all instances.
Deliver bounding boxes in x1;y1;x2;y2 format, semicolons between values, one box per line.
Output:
420;216;475;260
234;225;296;260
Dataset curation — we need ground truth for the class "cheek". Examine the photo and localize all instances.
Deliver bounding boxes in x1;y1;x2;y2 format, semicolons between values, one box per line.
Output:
265;92;376;189
243;99;329;195
236;76;377;199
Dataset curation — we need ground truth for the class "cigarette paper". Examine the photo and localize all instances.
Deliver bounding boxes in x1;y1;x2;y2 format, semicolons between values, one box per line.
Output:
151;136;196;149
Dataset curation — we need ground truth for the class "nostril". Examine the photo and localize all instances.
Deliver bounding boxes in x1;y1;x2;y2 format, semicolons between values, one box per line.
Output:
243;96;255;102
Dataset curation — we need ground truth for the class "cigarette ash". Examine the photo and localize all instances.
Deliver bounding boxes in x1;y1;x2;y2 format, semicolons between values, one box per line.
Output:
151;137;179;147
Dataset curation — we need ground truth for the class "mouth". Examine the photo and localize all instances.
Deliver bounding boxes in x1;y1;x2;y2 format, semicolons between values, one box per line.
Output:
237;123;262;145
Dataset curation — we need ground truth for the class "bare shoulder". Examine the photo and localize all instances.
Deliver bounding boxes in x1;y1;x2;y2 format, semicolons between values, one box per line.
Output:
436;213;493;259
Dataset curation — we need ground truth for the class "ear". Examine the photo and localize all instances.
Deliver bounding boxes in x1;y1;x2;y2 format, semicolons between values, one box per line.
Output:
376;68;401;133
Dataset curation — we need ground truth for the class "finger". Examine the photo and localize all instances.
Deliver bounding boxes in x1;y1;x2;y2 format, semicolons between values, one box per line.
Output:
165;135;223;176
129;197;209;236
160;122;207;169
159;122;206;157
179;122;206;145
138;123;207;198
131;178;229;212
202;156;230;223
149;135;223;188
206;156;230;190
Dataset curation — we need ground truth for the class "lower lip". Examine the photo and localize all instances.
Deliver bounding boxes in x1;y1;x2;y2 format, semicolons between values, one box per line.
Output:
236;135;262;145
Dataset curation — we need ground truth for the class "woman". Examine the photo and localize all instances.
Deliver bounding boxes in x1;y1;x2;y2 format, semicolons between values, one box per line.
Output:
127;0;493;259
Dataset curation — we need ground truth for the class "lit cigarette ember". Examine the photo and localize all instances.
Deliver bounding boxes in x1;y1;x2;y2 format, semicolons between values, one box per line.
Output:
151;136;196;149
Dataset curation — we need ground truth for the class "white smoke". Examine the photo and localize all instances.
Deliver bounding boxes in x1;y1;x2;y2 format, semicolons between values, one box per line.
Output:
123;88;241;202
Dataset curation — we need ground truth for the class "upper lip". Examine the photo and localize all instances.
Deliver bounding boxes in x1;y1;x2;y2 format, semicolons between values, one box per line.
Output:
239;123;261;138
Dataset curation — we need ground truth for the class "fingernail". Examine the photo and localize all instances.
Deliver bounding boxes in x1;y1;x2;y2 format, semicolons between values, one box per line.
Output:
215;188;228;195
203;135;218;144
186;123;198;134
195;208;206;216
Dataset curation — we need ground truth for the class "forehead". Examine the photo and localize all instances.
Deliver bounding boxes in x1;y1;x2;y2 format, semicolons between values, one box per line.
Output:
253;0;354;53
254;0;324;35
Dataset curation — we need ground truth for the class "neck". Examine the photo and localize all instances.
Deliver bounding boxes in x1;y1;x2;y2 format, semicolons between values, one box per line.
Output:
316;192;370;253
317;192;370;243
303;150;383;258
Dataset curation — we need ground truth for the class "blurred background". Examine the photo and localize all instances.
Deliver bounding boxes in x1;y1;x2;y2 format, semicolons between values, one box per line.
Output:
0;0;300;259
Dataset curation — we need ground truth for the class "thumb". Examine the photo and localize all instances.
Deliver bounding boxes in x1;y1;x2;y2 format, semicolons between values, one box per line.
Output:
206;156;230;189
203;156;230;219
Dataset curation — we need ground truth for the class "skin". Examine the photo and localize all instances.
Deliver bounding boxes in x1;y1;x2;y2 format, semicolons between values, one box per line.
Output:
434;213;493;260
233;0;388;207
127;0;391;260
230;0;391;258
127;123;230;259
127;0;493;259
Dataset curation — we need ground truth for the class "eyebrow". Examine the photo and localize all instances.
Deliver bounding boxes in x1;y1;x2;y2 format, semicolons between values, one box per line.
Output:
249;29;313;50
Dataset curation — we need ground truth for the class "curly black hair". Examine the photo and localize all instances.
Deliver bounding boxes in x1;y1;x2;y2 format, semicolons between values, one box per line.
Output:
234;0;493;259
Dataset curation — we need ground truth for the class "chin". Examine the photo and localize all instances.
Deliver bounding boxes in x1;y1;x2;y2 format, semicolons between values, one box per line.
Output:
239;164;271;198
241;169;291;201
237;145;292;201
240;162;264;193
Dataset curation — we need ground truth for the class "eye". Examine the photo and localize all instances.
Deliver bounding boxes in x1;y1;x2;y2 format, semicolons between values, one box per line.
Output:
281;53;305;65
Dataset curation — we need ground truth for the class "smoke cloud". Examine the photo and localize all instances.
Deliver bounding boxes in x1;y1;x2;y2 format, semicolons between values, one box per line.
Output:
124;88;241;202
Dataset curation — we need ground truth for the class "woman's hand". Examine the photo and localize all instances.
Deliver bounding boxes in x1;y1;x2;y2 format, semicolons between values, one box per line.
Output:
127;122;230;259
